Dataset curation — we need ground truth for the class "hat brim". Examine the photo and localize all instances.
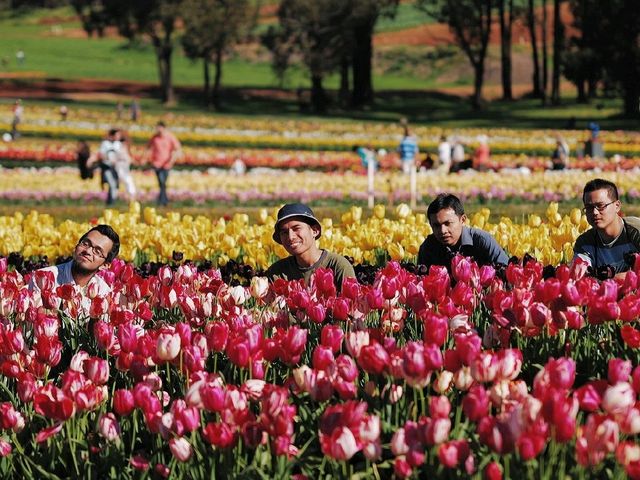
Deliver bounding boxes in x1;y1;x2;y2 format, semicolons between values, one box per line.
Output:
273;214;322;244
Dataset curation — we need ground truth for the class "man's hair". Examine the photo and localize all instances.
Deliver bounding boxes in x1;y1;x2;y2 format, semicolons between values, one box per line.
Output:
583;178;619;201
427;193;465;218
156;121;166;128
108;128;119;137
79;225;120;262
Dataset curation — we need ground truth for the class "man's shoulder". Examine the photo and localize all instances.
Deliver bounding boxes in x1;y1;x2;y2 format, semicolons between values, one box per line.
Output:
267;256;295;275
624;216;640;232
322;251;353;268
574;228;596;247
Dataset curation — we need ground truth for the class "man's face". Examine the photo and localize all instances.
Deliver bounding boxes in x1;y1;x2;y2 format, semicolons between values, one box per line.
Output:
73;230;113;273
278;219;319;257
583;188;620;231
429;208;466;247
156;125;165;136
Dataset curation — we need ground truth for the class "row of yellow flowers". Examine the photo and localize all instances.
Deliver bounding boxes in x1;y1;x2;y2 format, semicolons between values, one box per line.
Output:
2;106;639;154
0;200;588;268
1;167;639;201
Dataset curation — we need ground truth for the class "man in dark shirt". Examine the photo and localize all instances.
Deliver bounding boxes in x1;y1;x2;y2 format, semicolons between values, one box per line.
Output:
417;193;509;272
573;178;640;279
267;203;355;290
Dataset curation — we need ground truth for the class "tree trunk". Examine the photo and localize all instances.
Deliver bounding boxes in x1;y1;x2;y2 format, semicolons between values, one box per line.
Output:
472;61;485;109
499;0;513;100
528;0;542;98
339;55;350;107
541;0;548;103
310;74;327;114
351;20;375;107
551;0;563;105
153;39;174;105
203;59;211;104
576;80;586;103
213;46;223;109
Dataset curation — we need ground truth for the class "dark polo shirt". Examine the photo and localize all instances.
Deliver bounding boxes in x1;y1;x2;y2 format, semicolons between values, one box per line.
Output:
417;226;509;271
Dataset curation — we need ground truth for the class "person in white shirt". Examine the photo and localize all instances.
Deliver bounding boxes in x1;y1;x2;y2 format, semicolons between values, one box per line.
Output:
97;129;124;205
115;130;137;199
30;225;120;317
437;135;451;173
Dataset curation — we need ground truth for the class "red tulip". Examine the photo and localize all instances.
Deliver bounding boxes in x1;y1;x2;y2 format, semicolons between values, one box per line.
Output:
484;461;503;480
113;389;135;416
203;421;237;448
84;357;109;385
34;384;75;421
421;311;448;346
462;385;489;422
320;325;344;353
312;346;334;371
438;439;470;468
358;342;390;375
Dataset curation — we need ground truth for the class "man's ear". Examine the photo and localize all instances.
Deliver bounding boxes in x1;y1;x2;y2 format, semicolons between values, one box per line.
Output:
461;214;468;224
312;225;321;239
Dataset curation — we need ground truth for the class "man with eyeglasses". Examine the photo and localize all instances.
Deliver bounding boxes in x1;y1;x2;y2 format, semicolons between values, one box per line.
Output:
30;225;120;313
573;179;640;279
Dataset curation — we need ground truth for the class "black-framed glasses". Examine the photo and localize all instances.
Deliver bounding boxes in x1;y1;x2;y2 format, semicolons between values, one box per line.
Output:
582;200;616;214
77;238;107;259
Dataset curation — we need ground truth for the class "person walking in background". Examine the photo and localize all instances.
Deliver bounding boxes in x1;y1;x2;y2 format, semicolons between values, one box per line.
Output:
450;137;470;172
146;121;181;206
130;97;141;122
437;135;452;173
115;130;137;200
398;121;418;174
76;140;94;180
96;128;123;205
551;135;570;170
472;135;490;171
11;99;23;139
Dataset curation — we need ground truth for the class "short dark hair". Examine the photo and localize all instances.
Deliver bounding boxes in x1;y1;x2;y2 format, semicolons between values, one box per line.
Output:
108;128;119;137
156;121;166;128
427;193;465;218
79;225;120;262
583;178;618;202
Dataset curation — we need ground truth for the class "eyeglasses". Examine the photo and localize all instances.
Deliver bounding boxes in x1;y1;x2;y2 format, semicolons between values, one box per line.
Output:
77;238;107;259
582;200;616;213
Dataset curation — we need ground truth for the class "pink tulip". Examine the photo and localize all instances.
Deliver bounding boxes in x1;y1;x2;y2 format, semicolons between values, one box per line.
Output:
609;358;633;385
602;382;636;416
462;385;489;422
156;332;181;361
169;437;192;462
113;389;135;416
98;413;120;442
84;357;109;385
438;439;470;468
430;396;451;419
320;324;344;353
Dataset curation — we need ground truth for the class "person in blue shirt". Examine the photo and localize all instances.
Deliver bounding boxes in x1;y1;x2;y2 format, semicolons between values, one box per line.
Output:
398;125;418;174
418;193;509;272
573;178;640;279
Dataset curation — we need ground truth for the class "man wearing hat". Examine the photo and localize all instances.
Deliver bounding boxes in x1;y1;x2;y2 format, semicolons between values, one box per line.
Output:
267;203;355;290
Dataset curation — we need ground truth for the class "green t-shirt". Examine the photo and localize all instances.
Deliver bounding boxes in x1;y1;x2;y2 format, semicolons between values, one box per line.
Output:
267;250;356;291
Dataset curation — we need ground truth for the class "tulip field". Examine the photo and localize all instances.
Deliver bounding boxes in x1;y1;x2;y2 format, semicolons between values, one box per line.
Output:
1;104;640;479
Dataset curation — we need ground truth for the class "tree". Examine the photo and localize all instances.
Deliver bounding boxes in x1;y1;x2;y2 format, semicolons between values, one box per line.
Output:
72;0;183;104
498;0;514;100
526;0;543;98
417;0;492;109
264;0;352;113
550;0;564;104
348;0;399;107
181;0;256;108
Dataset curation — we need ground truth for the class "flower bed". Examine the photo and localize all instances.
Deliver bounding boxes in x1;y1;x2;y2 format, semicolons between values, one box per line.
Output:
2;107;639;157
0;254;639;478
3;141;640;171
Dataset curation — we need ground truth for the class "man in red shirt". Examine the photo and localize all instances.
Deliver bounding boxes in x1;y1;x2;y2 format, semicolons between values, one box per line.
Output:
147;121;182;206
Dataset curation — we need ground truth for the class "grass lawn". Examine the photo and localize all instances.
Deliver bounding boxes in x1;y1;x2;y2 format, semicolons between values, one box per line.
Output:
1;7;637;130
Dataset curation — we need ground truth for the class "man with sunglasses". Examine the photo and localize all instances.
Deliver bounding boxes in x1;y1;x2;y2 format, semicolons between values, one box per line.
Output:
30;225;120;309
573;179;640;279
